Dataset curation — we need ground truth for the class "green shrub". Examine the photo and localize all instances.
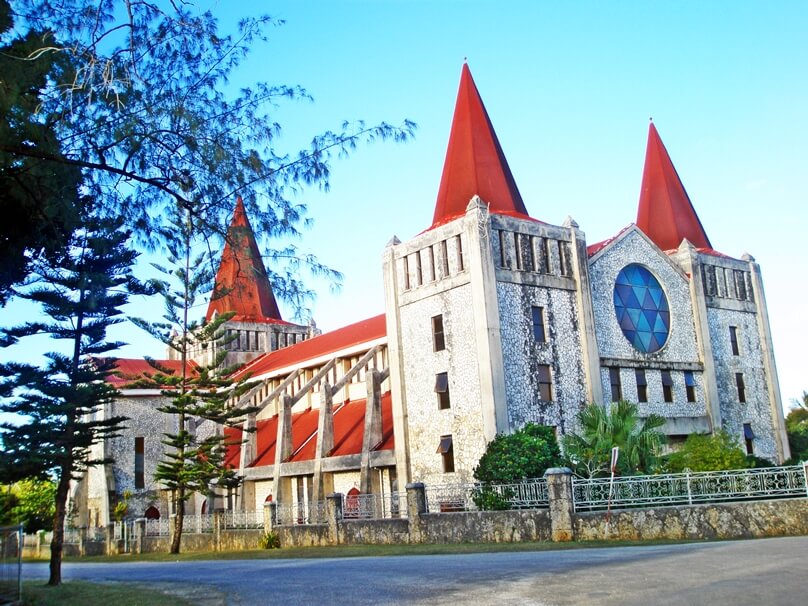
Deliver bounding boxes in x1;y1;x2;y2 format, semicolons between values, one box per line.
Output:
665;430;748;472
259;531;281;549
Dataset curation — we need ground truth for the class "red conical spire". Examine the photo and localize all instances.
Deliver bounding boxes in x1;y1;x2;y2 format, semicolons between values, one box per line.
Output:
431;64;530;229
636;122;712;251
206;197;284;323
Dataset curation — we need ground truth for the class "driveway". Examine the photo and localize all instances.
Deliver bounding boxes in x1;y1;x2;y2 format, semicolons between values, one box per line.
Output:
22;535;808;605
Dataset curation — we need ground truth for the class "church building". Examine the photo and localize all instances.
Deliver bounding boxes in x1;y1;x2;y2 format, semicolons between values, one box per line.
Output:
71;65;789;526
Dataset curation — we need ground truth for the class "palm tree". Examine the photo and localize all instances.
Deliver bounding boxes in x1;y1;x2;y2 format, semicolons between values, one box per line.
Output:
562;401;665;477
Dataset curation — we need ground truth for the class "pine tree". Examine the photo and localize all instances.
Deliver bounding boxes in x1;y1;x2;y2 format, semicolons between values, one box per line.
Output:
0;207;140;585
134;206;252;554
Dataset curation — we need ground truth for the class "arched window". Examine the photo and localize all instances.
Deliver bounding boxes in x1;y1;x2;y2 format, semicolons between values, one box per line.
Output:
144;506;160;520
344;487;360;519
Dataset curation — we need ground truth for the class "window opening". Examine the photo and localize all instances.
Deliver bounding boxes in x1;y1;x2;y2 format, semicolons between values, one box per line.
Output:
743;423;755;455
432;315;446;351
526;235;536;271
428;246;436;282
635;369;648;403
729;326;739;356
514;233;522;270
684;371;697;403
135;437;145;489
557;241;567;276
661;370;674;403
498;230;507;268
456;235;464;271
735;270;747;300
609;367;622;402
736;373;746;403
435;372;450;410
531;306;546;343
415;251;423;286
441;240;450;277
437;435;454;473
403;255;410;290
537;365;553;401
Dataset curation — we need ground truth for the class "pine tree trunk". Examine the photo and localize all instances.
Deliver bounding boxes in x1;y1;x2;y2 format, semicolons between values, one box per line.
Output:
48;467;71;586
170;487;185;554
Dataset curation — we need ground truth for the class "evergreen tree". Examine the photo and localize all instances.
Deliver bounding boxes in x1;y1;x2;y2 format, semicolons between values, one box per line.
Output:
0;208;140;585
562;401;666;478
0;0;82;300
1;1;415;313
134;206;252;554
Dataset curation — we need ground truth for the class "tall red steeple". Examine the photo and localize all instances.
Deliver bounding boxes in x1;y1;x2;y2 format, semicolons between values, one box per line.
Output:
636;122;712;251
206;198;284;323
431;64;530;229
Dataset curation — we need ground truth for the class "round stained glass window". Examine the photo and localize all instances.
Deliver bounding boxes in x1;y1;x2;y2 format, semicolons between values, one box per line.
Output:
613;264;670;353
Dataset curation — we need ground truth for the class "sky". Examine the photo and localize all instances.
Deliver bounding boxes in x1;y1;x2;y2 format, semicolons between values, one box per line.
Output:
2;1;807;410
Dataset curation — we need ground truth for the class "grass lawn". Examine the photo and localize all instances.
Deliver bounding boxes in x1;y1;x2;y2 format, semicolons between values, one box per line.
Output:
21;580;199;606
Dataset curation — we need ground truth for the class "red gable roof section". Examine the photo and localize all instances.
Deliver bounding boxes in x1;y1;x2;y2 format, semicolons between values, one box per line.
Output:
247;392;394;467
636;123;713;252
206;197;287;324
223;426;243;469
105;358;198;387
232;314;387;381
431;64;532;229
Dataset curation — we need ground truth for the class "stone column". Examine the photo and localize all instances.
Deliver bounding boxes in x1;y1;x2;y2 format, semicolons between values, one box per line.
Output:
544;467;575;542
105;523;115;556
79;526;88;557
311;384;335;505
406;482;427;543
326;493;343;545
272;395;294;507
360;370;383;504
213;510;223;552
263;502;277;533
134;518;146;554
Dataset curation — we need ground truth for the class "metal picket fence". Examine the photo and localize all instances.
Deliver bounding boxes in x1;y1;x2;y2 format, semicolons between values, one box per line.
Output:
426;479;550;512
572;464;808;512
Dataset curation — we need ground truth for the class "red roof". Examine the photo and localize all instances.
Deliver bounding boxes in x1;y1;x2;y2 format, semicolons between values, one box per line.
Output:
104;358;198;387
232;314;387;381
228;393;394;468
224;426;243;469
206;197;287;324
636;123;713;252
431;64;532;229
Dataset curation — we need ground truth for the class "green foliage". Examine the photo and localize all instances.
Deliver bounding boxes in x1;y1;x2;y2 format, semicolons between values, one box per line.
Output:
0;207;139;584
5;478;57;533
259;531;281;549
2;1;415;316
133;208;253;554
112;490;132;523
472;424;561;510
665;430;749;472
562;401;666;478
785;392;808;462
0;0;81;301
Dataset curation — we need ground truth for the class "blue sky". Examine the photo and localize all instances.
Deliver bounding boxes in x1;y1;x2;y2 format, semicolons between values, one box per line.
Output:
3;1;806;408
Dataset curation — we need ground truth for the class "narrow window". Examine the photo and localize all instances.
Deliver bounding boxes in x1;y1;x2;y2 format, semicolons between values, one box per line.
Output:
729;326;739;356
635;369;648;403
537;365;553;401
498;230;507;267
557;241;567;276
743;423;755;455
661;370;674;403
531;306;546;343
415;251;423;286
435;372;450;410
456;235;464;271
541;238;551;273
135;437;145;489
526;235;536;272
734;270;747;300
432;315;446;352
437;435;454;473
428;246;436;282
441;240;450;277
704;265;716;296
609;367;622;402
717;268;727;297
514;233;522;270
684;371;697;403
736;373;746;403
403;255;411;290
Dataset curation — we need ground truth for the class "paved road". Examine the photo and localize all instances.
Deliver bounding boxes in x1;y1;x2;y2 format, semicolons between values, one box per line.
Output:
22;536;808;605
